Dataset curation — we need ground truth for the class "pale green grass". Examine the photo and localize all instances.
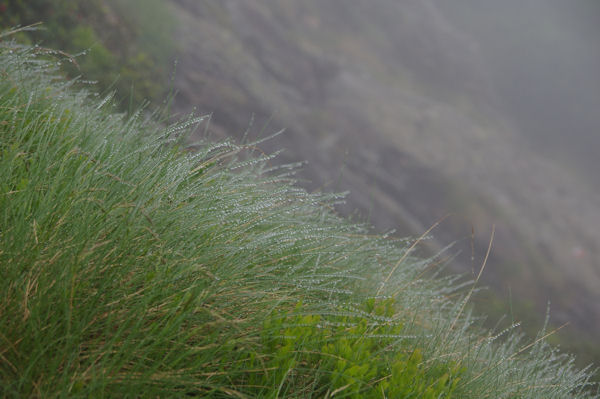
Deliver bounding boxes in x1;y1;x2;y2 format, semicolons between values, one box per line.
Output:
0;41;597;398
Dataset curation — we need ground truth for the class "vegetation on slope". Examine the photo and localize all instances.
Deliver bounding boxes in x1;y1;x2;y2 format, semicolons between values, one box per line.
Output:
1;41;598;397
0;0;174;107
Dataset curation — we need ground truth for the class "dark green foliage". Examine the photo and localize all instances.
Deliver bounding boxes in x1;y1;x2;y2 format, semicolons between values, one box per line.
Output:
0;0;173;107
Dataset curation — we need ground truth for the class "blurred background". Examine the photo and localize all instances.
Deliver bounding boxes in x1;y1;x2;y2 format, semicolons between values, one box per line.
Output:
2;0;599;367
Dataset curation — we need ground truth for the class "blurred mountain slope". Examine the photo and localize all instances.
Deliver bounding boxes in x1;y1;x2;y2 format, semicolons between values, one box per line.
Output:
435;0;600;187
168;0;600;364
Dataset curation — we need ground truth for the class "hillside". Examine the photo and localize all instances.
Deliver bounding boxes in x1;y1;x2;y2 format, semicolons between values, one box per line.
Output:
1;39;599;398
167;0;600;364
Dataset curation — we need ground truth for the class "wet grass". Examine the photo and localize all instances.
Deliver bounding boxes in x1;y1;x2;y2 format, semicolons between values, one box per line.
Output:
0;42;598;398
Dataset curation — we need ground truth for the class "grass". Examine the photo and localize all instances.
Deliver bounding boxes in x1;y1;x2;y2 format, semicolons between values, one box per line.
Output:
0;41;598;398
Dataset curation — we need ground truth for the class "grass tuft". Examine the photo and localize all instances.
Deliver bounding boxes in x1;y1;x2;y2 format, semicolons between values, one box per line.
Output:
0;41;598;397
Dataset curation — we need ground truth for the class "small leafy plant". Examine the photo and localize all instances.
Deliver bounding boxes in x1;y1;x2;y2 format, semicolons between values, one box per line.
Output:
257;299;463;398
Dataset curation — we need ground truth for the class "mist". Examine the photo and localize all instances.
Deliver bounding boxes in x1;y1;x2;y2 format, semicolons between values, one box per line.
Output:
436;0;600;185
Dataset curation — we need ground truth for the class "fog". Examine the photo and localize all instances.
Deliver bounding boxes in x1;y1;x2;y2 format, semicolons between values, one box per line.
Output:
436;0;600;186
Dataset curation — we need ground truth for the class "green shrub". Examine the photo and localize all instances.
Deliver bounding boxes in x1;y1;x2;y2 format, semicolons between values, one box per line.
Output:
256;299;463;398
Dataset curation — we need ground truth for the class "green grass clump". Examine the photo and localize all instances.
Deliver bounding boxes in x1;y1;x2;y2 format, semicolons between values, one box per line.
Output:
0;42;598;397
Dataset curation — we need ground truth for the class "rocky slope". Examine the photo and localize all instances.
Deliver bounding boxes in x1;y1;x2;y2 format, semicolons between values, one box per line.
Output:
167;0;600;364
